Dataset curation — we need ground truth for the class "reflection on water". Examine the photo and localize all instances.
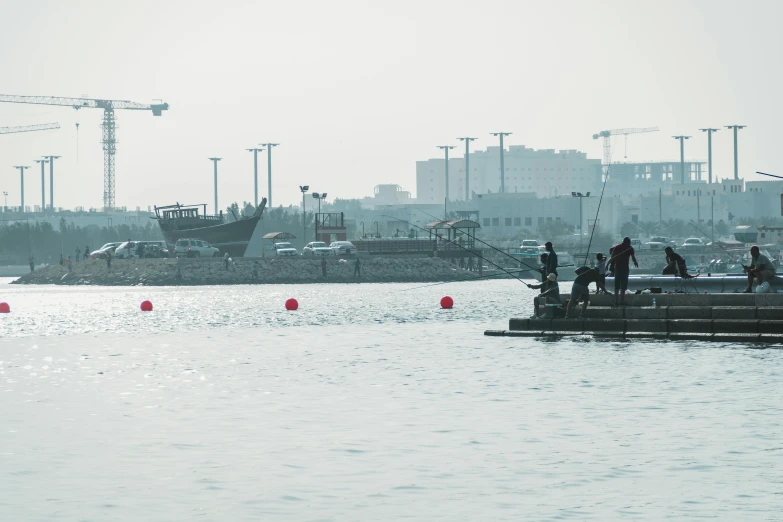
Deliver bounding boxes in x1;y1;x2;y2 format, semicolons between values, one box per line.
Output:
1;279;781;520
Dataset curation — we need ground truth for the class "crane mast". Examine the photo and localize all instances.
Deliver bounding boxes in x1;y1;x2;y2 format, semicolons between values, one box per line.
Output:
0;123;60;135
0;94;168;210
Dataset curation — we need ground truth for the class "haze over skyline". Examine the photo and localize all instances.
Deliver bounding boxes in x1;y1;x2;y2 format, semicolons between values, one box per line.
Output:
1;0;781;211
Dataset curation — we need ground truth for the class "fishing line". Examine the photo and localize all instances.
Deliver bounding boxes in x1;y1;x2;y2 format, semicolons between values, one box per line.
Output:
582;147;615;265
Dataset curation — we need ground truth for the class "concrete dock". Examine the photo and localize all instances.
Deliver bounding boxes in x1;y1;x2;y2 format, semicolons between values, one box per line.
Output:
485;293;783;343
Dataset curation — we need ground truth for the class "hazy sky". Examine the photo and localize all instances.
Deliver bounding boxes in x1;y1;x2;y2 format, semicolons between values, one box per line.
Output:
1;0;781;211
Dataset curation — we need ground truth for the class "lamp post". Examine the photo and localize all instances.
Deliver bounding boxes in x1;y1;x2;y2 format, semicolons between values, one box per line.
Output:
42;155;60;212
725;125;746;180
312;192;326;241
457;137;476;201
14;166;30;213
2;191;7;212
672;136;691;184
246;146;266;207
208;157;222;214
34;159;48;211
264;143;279;207
699;128;719;184
437;145;455;218
372;220;380;238
300;185;309;244
490;132;512;192
571;191;591;255
360;221;365;238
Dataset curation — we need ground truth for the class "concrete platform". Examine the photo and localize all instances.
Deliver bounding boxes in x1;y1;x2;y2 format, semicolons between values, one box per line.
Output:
483;330;783;344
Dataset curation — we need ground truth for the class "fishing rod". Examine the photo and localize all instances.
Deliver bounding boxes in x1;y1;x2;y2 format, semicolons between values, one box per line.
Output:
381;215;531;284
402;268;533;291
757;171;782;180
410;208;544;272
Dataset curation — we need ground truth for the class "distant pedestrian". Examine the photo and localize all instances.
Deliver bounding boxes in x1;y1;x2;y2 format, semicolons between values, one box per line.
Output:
353;257;360;278
595;253;608;294
609;237;638;306
321;257;328;278
106;251;112;272
467;256;474;272
85;245;90;259
252;261;259;280
544;242;558;277
75;247;81;262
59;254;64;266
29;255;34;273
224;252;230;271
67;256;73;272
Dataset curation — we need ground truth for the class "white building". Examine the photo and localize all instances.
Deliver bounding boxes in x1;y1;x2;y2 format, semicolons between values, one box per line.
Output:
416;146;601;203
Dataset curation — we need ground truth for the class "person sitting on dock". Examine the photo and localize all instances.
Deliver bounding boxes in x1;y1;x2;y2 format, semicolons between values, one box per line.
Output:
527;273;561;318
566;266;600;318
544;242;558;277
609;237;638;306
662;246;689;277
744;245;776;293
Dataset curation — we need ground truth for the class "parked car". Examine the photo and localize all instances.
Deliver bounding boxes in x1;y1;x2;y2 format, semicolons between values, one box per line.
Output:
303;241;334;256
273;242;298;256
113;241;140;259
142;241;170;258
680;237;704;249
520;239;540;248
330;241;356;255
173;238;220;258
88;242;121;259
643;236;675;251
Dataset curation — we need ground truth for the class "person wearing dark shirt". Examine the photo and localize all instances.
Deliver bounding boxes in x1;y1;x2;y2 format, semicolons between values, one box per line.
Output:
537;253;548;282
566;267;600;317
744;245;776;292
609;237;638;306
662;247;687;277
544;242;558;277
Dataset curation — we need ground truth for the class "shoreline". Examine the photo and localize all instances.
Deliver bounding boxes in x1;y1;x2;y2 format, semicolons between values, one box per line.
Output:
11;256;479;286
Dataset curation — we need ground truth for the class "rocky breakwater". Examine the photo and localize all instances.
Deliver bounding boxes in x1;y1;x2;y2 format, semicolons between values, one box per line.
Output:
12;257;476;286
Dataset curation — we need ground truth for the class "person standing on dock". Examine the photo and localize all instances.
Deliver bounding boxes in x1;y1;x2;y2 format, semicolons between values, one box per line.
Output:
609;237;638;306
538;253;549;282
353;257;361;278
85;245;90;259
744;246;776;293
544;242;558;277
29;255;35;273
106;250;112;273
595;253;608;294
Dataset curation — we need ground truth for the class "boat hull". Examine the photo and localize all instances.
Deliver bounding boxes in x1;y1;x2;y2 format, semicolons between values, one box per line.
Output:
158;216;260;258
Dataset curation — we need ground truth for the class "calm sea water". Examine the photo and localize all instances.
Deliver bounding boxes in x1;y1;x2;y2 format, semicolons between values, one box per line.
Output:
1;278;782;521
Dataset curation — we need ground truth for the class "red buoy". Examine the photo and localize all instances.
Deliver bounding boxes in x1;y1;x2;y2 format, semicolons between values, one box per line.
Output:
140;300;153;312
0;302;9;314
440;296;454;309
285;298;299;311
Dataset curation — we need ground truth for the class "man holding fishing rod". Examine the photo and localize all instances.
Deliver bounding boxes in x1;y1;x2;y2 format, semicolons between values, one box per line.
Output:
607;237;638;306
743;245;776;293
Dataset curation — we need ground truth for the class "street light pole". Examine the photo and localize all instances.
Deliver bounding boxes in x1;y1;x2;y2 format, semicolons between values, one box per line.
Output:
457;137;476;200
247;146;266;207
264;143;279;207
2;191;8;212
35;159;48;212
42;155;60;213
312;192;327;241
571;192;591;255
14;166;29;212
699;128;719;184
300;185;310;244
672;136;691;184
437;145;455;218
725;125;746;180
208;157;222;214
490;132;512;192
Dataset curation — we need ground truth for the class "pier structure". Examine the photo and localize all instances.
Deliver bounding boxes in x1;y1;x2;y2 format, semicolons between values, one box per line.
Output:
486;293;783;343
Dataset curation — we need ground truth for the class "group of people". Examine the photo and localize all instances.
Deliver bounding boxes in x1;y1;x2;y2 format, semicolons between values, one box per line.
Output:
526;237;640;318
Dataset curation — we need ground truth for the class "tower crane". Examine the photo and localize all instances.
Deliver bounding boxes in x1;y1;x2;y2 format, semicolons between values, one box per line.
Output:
0;122;60;135
592;127;659;174
0;94;169;210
